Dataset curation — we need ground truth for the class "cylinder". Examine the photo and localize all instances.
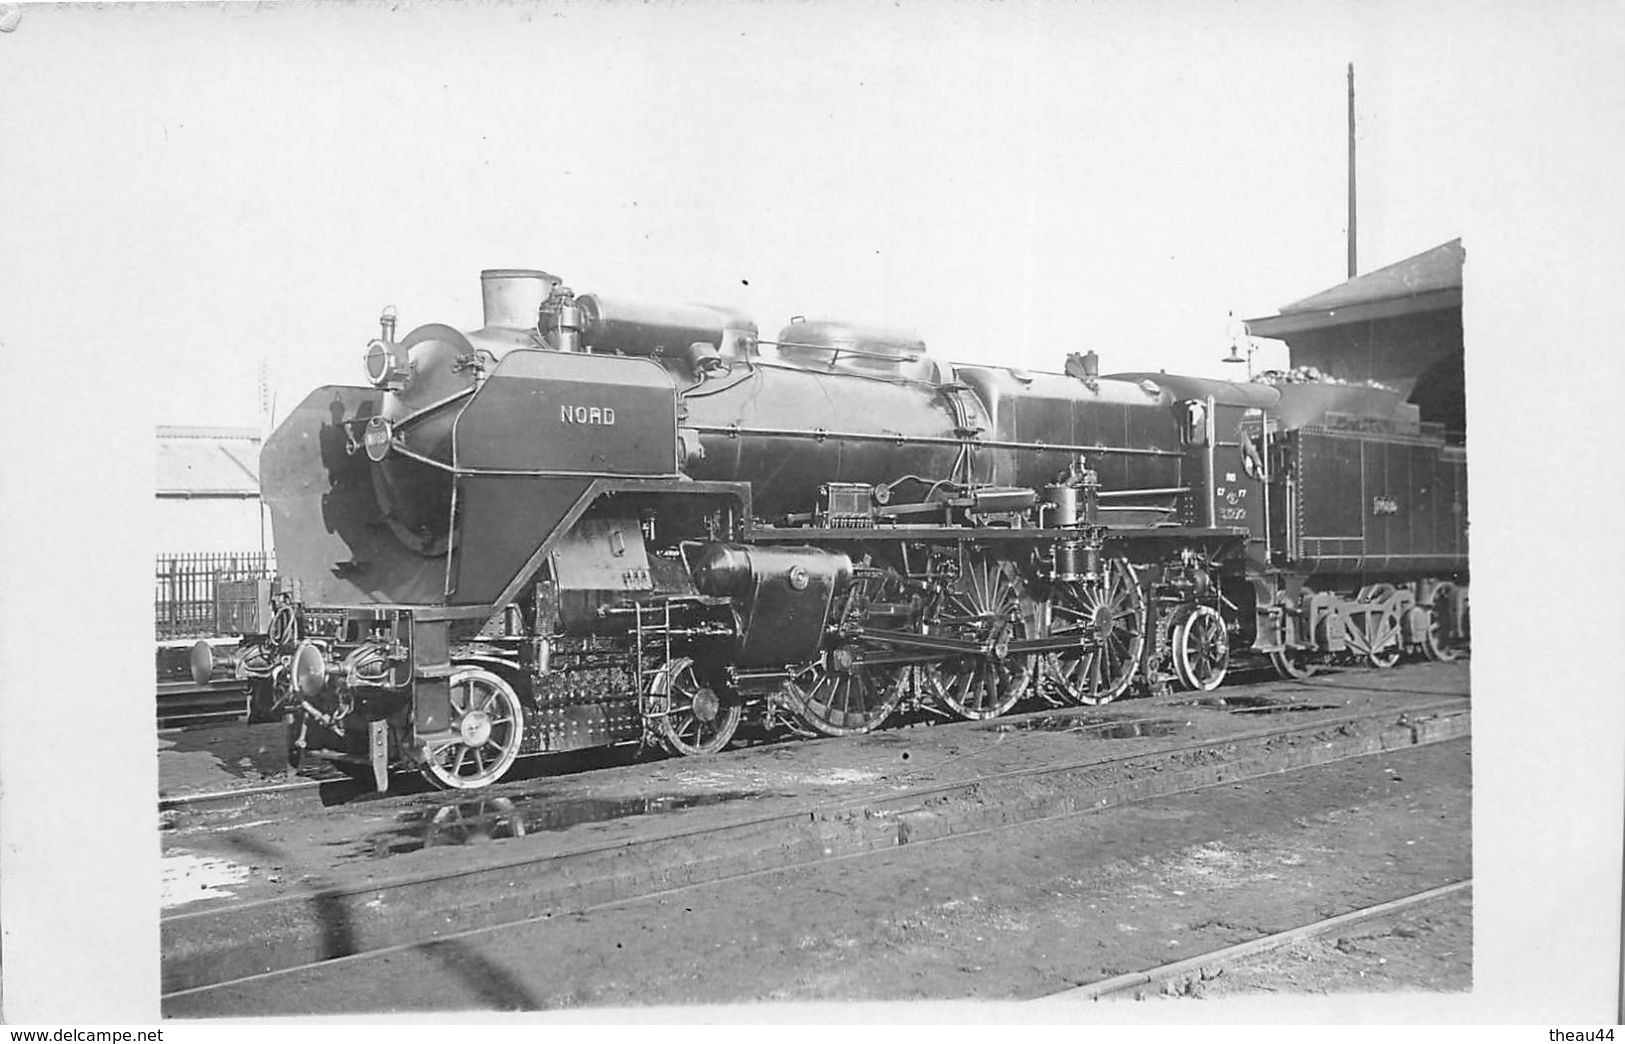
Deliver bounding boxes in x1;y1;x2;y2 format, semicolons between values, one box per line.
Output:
689;544;853;668
1055;541;1087;581
481;269;557;330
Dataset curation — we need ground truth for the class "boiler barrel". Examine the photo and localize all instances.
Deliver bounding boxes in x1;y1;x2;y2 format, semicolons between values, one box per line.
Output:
680;364;977;519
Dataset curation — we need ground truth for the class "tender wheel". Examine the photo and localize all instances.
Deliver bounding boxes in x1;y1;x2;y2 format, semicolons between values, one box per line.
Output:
1269;587;1319;680
1042;558;1144;706
1169;603;1229;692
924;555;1036;719
421;667;526;790
1344;586;1403;669
652;659;741;756
1422;583;1464;662
1269;647;1318;680
1368;643;1402;668
783;648;906;736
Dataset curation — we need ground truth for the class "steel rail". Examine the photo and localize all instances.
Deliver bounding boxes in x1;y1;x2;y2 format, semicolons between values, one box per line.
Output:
160;698;1468;909
156;681;249;729
156;671;1466;814
1041;879;1473;1002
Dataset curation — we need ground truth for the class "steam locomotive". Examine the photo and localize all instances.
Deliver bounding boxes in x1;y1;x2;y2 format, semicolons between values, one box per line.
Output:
194;268;1469;790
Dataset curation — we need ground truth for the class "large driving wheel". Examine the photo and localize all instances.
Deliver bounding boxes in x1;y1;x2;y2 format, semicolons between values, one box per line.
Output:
1169;603;1229;692
782;647;907;736
421;667;526;790
923;555;1036;719
1042;557;1144;705
651;659;742;756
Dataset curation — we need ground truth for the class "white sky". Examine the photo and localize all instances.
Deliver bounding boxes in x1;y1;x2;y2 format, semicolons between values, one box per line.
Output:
3;0;1625;1027
4;0;1476;428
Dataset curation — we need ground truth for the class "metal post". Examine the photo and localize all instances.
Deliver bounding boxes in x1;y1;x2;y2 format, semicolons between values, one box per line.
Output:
1347;62;1358;279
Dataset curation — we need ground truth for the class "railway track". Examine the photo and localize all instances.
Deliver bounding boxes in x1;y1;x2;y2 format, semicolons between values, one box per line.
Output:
156;679;249;729
1044;879;1473;1002
156;659;1470;814
161;685;1469;1001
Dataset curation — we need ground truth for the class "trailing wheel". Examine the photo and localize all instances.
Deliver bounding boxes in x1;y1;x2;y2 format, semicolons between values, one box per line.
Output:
1169;603;1229;692
651;659;741;756
421;667;526;790
1041;557;1144;705
923;555;1036;719
782;648;907;736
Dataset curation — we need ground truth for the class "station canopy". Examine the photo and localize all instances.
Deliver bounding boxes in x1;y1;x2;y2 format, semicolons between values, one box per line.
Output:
156;425;262;499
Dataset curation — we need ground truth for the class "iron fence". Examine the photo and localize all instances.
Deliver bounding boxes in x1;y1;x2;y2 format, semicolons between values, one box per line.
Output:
155;551;276;639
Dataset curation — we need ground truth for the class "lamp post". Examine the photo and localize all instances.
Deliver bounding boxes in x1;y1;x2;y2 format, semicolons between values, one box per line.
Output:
1222;313;1255;379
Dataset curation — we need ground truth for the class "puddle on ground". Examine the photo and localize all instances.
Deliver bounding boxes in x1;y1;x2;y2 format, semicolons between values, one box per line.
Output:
161;850;255;909
1193;693;1339;715
349;789;773;859
989;716;1188;739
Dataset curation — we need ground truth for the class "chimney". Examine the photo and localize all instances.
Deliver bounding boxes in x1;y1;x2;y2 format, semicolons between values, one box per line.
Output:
480;269;557;331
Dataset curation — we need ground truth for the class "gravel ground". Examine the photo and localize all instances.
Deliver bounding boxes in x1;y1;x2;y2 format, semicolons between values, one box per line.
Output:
168;736;1470;1016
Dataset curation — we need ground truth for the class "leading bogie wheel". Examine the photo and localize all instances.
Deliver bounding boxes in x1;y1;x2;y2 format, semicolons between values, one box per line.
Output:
421;667;526;790
1169;603;1230;692
652;659;742;756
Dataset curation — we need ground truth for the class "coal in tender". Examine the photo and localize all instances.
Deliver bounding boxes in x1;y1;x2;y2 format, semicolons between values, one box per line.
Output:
354;789;772;859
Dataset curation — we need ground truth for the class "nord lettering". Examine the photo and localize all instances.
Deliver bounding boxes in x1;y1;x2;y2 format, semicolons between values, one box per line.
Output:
559;405;616;426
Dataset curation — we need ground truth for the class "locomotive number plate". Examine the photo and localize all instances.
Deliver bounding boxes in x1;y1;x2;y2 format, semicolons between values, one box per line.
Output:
559;404;617;426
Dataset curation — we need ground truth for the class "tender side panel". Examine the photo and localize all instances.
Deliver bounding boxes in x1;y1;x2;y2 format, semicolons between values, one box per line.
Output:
1436;446;1469;563
1293;427;1468;576
260;385;448;606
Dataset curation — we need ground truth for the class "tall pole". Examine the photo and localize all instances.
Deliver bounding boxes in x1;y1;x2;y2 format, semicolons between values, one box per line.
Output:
1347;62;1358;278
